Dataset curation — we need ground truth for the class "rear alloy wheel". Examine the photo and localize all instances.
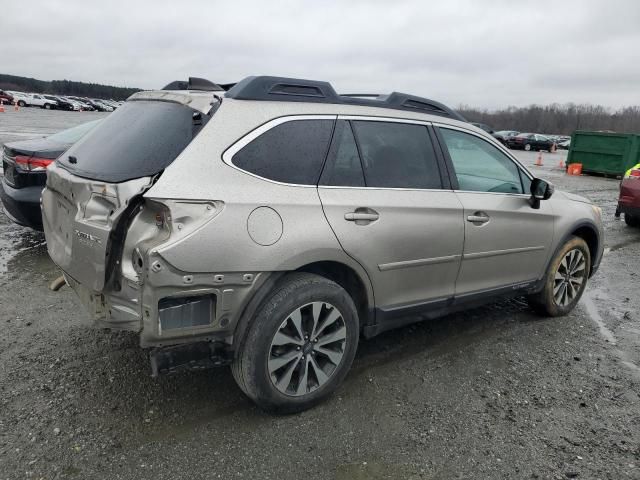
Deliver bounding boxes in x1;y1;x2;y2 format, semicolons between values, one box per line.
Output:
232;273;359;413
268;301;347;397
624;213;640;227
524;143;532;151
18;100;26;107
527;236;590;316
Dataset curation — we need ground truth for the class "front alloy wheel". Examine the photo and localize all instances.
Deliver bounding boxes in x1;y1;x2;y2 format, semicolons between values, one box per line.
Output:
527;236;591;316
552;248;586;307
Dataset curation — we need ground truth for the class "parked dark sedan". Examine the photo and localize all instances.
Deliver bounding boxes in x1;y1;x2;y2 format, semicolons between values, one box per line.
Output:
505;133;556;151
1;120;101;230
43;95;75;111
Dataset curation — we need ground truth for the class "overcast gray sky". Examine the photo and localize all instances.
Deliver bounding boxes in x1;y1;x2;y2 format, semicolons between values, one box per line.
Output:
3;0;639;109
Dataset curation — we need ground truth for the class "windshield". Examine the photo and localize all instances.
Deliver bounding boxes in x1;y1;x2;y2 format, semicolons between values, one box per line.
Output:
57;100;202;183
48;119;102;143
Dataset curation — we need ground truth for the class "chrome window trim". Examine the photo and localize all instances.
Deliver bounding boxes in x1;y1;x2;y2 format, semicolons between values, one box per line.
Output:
221;114;338;188
318;185;454;193
223;113;449;191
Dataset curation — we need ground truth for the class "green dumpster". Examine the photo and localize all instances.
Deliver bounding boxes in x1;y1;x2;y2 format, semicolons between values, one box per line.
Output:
566;131;640;176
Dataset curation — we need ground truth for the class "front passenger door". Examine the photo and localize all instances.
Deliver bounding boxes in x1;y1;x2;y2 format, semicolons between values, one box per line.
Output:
436;127;555;296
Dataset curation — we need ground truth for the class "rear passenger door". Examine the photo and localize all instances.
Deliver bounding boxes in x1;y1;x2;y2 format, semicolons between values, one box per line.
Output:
435;126;554;296
318;118;464;316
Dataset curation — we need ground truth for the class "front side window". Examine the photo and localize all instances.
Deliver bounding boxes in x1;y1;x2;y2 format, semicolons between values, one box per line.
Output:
232;119;334;185
439;128;524;194
351;121;441;189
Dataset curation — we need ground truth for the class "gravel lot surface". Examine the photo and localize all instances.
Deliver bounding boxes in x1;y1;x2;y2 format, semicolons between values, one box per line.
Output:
0;108;639;479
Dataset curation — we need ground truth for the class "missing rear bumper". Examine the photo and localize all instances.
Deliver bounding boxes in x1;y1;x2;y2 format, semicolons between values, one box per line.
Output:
150;341;231;376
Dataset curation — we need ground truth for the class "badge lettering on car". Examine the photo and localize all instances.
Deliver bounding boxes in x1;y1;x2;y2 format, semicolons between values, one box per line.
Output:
74;229;102;245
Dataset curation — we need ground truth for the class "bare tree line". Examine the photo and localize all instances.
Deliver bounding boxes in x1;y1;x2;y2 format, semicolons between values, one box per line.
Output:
457;104;640;135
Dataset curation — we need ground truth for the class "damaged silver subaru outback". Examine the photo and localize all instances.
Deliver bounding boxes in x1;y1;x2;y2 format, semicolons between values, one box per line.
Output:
42;76;604;412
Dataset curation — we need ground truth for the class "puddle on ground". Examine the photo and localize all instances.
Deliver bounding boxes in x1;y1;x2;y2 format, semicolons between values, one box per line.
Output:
0;215;51;280
582;291;640;380
604;237;640;255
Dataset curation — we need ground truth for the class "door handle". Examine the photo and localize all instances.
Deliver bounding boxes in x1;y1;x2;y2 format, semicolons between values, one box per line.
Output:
467;212;490;224
344;211;379;222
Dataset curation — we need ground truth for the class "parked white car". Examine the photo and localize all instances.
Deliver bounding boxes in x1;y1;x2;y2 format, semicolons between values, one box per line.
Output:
18;94;58;109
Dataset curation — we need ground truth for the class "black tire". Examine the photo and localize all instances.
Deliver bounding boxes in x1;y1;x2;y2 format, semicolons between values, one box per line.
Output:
524;144;532;151
232;272;359;413
625;213;640;227
18;100;25;107
44;103;51;109
527;236;591;316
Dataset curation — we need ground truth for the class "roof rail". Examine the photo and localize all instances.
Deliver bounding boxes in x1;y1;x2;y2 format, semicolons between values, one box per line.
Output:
225;76;466;121
162;77;224;92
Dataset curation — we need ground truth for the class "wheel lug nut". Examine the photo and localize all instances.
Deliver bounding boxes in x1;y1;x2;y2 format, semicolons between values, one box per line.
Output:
296;346;301;351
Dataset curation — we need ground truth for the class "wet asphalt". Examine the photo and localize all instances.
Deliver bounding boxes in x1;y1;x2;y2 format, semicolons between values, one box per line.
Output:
0;108;639;480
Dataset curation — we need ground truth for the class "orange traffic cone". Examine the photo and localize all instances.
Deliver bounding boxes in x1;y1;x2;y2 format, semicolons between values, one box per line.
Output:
0;100;4;113
14;100;19;111
558;159;565;169
534;152;543;166
551;143;557;153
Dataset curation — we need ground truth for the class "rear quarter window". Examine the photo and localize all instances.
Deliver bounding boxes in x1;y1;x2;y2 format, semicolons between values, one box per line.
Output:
231;119;334;185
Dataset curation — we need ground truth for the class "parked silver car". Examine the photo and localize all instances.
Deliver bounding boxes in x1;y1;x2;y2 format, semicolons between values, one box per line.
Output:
41;76;604;412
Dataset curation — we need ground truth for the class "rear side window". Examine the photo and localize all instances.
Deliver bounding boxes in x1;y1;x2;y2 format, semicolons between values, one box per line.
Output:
58;100;201;183
232;120;334;185
319;120;365;187
351;121;442;189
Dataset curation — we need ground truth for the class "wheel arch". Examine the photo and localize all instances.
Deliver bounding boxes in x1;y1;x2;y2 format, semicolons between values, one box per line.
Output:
548;220;601;279
295;260;374;331
570;223;600;276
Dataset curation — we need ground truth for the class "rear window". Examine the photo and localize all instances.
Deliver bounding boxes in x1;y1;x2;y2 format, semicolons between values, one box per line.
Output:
57;100;201;183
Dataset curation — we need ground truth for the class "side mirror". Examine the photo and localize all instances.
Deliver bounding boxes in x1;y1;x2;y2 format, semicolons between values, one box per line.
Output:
529;178;554;209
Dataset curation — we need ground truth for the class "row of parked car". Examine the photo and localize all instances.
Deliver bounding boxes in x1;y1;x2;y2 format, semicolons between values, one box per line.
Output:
0;89;123;112
470;123;571;151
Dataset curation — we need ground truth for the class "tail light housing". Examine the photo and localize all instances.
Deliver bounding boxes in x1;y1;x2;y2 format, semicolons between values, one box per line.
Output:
14;155;55;171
